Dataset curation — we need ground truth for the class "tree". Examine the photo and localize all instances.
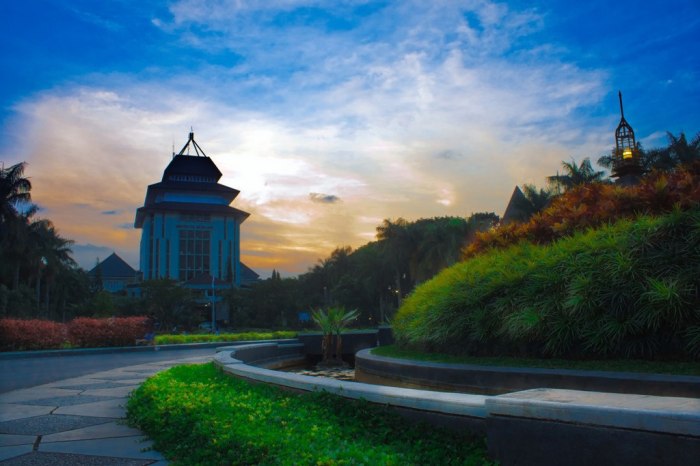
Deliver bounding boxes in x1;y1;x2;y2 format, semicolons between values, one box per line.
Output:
140;279;196;330
547;158;607;192
311;307;359;366
597;131;700;174
28;219;75;315
0;162;32;225
376;218;412;305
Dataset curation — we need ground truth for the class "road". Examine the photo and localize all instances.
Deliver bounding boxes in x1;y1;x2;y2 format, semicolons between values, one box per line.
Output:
0;347;215;393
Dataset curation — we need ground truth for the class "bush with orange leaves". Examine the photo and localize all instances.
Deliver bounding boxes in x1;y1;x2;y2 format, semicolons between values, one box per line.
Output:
465;161;700;258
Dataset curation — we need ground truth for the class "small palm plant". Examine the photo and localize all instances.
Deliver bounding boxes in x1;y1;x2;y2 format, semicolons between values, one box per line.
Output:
311;307;359;366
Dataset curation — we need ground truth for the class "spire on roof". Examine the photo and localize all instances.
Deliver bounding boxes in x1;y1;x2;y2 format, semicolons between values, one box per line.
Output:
176;130;208;157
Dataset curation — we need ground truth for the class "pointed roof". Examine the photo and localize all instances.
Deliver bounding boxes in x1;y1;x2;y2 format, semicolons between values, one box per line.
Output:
89;253;137;278
502;186;530;224
134;132;250;228
240;262;260;284
162;132;223;182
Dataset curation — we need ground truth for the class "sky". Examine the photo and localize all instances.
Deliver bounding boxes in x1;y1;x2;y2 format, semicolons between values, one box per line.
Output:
1;0;699;277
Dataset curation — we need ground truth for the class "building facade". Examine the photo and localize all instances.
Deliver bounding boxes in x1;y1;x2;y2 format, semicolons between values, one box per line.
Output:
134;132;254;293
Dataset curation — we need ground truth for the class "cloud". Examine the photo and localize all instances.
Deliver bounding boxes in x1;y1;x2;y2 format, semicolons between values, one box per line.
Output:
309;193;341;204
4;0;616;275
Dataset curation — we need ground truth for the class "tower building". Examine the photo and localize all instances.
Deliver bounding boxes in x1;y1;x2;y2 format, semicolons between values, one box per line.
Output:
134;132;256;293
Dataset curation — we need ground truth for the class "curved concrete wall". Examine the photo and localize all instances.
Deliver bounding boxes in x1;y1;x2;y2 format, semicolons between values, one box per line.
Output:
213;342;700;465
355;349;700;397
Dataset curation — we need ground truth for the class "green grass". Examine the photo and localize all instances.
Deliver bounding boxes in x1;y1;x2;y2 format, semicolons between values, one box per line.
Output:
372;345;700;376
154;330;297;345
127;363;493;466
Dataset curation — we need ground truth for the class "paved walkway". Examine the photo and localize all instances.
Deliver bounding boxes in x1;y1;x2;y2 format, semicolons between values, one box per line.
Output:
0;355;212;465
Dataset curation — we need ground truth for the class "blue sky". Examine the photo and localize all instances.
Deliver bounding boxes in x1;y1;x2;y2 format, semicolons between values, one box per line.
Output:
1;0;699;275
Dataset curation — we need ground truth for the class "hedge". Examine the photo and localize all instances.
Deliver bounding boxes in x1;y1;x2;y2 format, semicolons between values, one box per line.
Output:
0;316;148;351
394;208;700;360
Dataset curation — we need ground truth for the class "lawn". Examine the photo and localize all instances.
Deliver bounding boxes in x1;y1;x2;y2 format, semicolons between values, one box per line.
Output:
372;345;700;376
127;363;493;465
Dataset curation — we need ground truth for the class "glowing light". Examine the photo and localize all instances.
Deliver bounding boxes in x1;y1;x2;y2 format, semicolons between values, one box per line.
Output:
622;147;633;159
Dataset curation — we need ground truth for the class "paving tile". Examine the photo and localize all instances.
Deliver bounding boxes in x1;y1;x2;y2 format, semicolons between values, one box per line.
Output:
54;398;126;419
81;386;137;398
51;382;133;391
84;374;147;382
20;395;119;407
42;421;142;443
0;388;81;404
39;435;165;461
0;434;36;447
0;415;113;436
0;405;54;423
0;444;34;462
0;451;152;465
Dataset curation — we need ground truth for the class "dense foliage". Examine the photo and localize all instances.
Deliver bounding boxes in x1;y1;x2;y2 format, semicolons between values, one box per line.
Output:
127;363;492;465
466;161;700;258
0;162;94;320
394;208;700;360
0;316;148;351
228;214;499;328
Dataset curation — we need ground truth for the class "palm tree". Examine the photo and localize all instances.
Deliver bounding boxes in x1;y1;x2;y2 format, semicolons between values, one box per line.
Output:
311;307;359;366
547;158;607;193
27;219;75;315
666;131;700;165
0;162;32;224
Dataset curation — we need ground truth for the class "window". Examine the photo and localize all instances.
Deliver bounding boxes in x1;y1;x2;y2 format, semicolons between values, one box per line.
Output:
178;229;211;281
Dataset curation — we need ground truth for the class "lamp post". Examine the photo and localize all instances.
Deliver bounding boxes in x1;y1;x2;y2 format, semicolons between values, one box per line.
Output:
612;91;643;185
211;275;216;333
36;256;47;312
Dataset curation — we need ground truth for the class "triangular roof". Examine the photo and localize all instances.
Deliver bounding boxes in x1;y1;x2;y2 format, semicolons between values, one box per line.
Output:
89;253;137;278
240;262;260;283
502;186;530;225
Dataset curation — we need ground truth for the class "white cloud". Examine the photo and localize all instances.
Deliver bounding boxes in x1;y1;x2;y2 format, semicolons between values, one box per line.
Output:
5;0;618;274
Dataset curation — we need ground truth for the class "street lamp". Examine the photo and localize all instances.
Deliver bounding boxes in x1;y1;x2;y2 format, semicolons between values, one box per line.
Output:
612;91;643;184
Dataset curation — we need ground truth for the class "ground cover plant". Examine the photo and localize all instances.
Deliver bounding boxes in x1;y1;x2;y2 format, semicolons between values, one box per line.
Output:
127;363;492;465
372;345;700;376
394;208;700;360
154;330;297;345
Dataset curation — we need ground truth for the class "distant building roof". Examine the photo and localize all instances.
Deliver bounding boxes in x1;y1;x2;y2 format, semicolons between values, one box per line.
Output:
502;186;531;225
88;253;137;279
240;262;260;284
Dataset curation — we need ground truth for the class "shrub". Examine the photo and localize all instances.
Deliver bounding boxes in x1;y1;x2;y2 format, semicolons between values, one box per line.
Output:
394;208;700;360
465;161;700;258
154;331;297;345
128;363;492;465
0;318;68;351
67;316;148;348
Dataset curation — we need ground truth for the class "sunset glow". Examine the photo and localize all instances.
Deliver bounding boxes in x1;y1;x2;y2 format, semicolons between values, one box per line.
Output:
2;0;698;277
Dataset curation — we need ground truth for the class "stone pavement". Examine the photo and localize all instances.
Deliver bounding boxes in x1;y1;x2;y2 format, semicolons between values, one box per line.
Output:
0;355;211;465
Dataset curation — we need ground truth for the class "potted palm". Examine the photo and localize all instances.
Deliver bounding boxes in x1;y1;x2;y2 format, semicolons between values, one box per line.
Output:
311;307;359;367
